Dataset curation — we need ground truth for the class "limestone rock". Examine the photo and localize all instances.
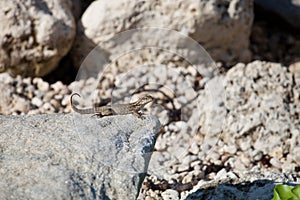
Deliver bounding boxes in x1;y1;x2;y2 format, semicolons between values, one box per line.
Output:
0;114;160;199
197;60;300;170
71;0;253;69
0;0;76;76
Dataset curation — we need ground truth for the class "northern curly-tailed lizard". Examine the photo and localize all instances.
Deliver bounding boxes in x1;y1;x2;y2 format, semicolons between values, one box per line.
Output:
70;93;153;119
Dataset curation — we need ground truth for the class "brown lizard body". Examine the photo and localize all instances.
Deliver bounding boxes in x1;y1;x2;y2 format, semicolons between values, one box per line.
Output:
70;93;153;119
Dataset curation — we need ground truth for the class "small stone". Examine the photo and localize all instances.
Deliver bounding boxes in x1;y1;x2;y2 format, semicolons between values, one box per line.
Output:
207;172;216;180
161;189;179;200
191;160;201;168
0;73;14;84
281;159;297;173
193;169;205;179
215;168;227;179
189;142;199;155
54;94;63;101
51;81;64;92
177;163;190;172
31;97;43;107
233;159;246;171
50;99;60;109
23;77;32;85
168;123;179;132
42;102;55;112
33;78;49;92
13;96;30;113
184;87;197;101
204;151;220;163
169;171;187;181
270;147;283;159
226;171;239;180
239;137;252;151
24;85;35;97
187;65;197;76
289;61;300;73
240;154;251;167
43;92;54;102
61;95;70;107
182;172;194;183
222;145;237;154
252;150;264;161
182;155;197;166
145;196;155;200
16;87;23;94
270;157;282;169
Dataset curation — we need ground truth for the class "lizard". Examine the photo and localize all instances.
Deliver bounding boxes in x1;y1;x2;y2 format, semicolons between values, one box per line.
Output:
70;93;154;119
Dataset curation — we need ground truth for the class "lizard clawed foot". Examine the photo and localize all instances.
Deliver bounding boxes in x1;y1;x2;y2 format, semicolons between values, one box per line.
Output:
133;111;146;120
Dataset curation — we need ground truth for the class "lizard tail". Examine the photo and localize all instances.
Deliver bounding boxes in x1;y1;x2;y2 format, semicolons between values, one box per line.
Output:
70;93;94;114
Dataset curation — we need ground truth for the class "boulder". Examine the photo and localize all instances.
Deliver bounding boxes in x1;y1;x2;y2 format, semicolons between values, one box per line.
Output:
0;0;76;76
0;114;160;199
71;0;253;69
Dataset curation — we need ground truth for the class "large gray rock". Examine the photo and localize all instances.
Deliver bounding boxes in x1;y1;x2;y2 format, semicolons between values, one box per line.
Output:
0;0;76;77
0;114;160;199
71;0;253;68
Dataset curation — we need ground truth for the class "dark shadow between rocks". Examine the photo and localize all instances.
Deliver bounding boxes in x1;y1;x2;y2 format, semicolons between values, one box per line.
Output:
185;179;297;200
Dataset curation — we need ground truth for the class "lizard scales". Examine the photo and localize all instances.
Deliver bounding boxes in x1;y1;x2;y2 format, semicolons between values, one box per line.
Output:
70;93;153;119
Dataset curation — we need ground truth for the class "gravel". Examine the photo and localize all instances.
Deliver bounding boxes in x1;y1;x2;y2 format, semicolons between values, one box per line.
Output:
1;10;300;199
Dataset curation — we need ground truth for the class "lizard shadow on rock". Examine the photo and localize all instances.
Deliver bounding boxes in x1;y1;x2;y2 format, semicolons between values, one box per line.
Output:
185;179;297;200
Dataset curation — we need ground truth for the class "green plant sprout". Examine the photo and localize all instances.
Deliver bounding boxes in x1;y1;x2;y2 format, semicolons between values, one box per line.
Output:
272;184;300;200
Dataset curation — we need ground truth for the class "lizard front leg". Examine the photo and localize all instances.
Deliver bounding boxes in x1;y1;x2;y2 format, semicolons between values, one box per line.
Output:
132;110;145;119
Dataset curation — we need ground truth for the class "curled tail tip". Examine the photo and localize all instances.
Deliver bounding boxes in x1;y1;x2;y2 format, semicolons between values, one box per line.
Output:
70;93;81;106
72;92;81;97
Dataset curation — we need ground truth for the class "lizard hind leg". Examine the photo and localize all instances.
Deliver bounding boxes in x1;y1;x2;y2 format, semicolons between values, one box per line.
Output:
93;108;114;118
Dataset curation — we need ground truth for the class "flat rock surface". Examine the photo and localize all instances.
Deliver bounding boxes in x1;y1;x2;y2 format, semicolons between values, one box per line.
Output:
0;114;160;199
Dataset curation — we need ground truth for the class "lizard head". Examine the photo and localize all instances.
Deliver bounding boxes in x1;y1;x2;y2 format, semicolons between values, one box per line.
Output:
134;95;154;107
139;95;154;105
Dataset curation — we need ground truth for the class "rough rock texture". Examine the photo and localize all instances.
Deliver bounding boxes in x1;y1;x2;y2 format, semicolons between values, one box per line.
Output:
71;0;253;68
185;171;297;200
224;61;300;168
198;60;300;172
0;114;160;199
0;0;76;77
254;0;300;30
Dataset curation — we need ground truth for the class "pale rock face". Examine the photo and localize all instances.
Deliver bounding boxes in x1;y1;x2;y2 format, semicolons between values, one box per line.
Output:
71;0;253;69
0;0;76;76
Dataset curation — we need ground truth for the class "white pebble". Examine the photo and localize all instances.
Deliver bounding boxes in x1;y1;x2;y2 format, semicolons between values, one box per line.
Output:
61;95;70;107
189;142;199;155
161;189;179;200
33;77;49;92
31;97;43;107
43;102;55;112
51;81;64;92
